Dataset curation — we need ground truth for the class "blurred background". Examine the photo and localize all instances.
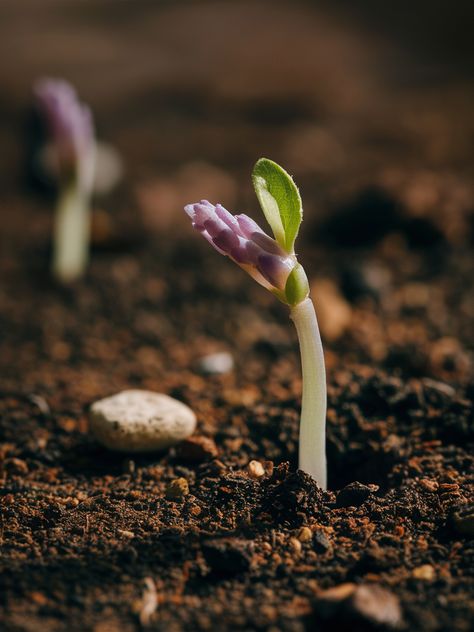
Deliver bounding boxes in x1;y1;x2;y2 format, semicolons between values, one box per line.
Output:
0;0;473;387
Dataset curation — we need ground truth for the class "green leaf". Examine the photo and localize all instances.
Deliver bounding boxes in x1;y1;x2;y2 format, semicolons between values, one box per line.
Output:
252;158;302;253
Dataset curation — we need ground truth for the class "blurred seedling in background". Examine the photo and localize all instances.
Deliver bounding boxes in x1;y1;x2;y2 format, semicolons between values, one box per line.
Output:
34;79;96;283
185;159;327;489
34;79;124;283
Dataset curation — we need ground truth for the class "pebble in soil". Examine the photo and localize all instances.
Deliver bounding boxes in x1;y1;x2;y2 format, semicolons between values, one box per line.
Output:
89;389;197;452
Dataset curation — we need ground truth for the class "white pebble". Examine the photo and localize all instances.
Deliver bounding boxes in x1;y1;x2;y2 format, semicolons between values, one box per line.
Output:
198;352;234;375
89;390;196;452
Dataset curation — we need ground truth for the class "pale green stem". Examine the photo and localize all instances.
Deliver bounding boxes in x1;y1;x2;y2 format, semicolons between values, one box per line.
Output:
52;182;90;283
290;297;327;489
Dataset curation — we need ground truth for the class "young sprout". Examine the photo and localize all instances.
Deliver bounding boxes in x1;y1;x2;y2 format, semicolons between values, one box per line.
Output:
184;159;327;489
34;78;95;283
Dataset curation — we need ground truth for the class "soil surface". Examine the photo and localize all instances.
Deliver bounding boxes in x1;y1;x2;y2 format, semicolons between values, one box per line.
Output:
1;2;473;631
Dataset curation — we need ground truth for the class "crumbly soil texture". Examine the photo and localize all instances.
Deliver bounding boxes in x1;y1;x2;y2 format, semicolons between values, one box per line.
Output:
1;2;474;631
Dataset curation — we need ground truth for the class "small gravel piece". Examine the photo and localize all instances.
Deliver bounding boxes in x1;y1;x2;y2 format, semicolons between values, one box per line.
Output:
313;529;332;553
288;537;302;556
175;436;218;462
314;583;402;629
412;565;436;581
336;481;378;508
247;460;265;479
89;390;196;452
166;478;189;500
296;526;313;543
198;352;234;375
202;538;252;573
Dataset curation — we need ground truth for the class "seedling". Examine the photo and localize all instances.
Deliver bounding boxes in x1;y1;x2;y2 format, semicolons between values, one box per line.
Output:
184;159;327;488
34;79;95;283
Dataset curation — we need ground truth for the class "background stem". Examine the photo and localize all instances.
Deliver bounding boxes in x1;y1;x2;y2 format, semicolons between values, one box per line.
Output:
290;297;327;489
52;183;90;283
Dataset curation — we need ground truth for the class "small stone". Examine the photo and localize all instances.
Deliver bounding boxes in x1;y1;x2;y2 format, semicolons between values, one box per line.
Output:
198;352;234;375
412;565;435;581
166;478;189;500
247;460;265;479
313;529;332;553
452;505;474;537
315;583;401;628
336;482;377;508
296;526;313;543
351;585;402;628
202;538;252;573
176;436;218;462
89;390;196;452
289;537;302;556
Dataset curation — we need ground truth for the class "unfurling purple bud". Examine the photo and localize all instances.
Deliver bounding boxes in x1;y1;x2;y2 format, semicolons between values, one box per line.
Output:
215;204;243;234
235;214;264;238
212;227;240;252
251;231;285;255
34;78;95;191
257;253;295;289
184;201;296;291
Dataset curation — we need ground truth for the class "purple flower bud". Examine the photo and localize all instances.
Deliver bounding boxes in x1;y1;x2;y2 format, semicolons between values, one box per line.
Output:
235;214;264;238
215;204;244;235
212;227;240;252
257;253;295;289
34;78;95;190
251;231;285;255
184;201;296;291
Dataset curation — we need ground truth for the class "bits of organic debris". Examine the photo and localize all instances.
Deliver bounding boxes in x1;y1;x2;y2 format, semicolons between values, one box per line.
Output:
5;458;29;475
137;577;158;626
165;478;189;500
247;460;265;479
336;482;378;508
316;583;356;602
117;529;135;539
419;478;439;492
175;436;218;462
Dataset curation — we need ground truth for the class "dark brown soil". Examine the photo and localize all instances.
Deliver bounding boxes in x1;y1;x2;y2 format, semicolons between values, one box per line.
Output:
1;2;473;631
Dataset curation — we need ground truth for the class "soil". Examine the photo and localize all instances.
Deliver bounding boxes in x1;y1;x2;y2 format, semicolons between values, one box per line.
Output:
1;2;473;631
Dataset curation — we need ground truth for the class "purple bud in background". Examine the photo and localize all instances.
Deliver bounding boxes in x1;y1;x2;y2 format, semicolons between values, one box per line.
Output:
34;78;95;191
184;201;296;291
